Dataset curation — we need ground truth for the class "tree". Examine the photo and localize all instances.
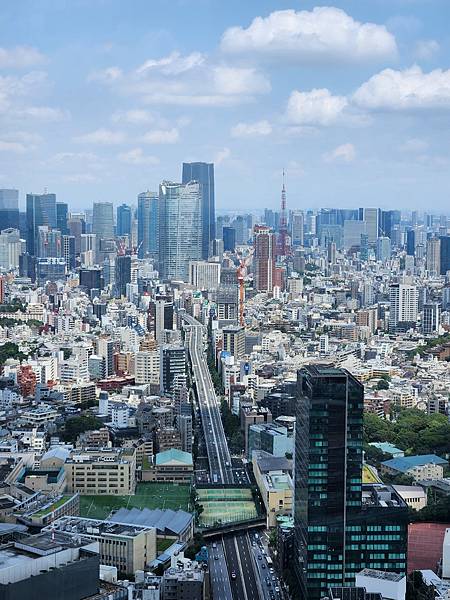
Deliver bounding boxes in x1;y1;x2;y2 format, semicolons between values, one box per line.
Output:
0;342;27;365
376;379;389;390
62;415;104;442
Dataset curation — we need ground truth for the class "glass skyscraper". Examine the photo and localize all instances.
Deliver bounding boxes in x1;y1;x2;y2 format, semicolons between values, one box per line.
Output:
92;202;114;240
117;203;132;237
137;191;158;259
26;193;57;256
158;181;202;282
56;202;68;235
0;189;19;231
182;162;214;259
295;366;407;600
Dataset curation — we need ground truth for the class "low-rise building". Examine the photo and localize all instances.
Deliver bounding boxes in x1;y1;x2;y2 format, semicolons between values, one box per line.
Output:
64;448;136;495
142;448;193;484
392;485;427;511
381;454;448;482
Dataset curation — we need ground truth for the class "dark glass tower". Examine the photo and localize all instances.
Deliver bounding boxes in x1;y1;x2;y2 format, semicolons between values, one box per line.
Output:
137;191;158;259
114;254;131;298
26;193;57;256
440;236;450;275
56;202;69;235
117;203;132;237
0;189;19;231
295;366;407;600
406;229;416;256
182;162;215;259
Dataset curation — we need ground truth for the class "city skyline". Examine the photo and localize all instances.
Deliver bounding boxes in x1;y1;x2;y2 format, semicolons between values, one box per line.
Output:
1;1;450;210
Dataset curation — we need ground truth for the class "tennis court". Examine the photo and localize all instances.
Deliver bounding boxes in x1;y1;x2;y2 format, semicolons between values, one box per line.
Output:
197;487;258;528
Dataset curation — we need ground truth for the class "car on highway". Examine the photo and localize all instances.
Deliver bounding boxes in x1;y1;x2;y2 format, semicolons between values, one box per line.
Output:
231;572;236;579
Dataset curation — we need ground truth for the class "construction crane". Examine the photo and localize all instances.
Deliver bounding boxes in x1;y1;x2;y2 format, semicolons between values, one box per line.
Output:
236;249;253;327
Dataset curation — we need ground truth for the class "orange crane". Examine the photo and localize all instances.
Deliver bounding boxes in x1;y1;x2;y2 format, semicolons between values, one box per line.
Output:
236;249;253;326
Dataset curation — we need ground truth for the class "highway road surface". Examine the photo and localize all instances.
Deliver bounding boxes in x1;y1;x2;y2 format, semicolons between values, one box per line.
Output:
183;313;234;484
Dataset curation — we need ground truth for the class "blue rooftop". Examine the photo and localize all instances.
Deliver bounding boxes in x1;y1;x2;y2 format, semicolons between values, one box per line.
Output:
382;454;448;473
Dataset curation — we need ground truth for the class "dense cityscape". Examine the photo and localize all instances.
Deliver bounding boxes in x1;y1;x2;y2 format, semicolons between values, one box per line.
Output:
3;1;450;600
0;163;450;600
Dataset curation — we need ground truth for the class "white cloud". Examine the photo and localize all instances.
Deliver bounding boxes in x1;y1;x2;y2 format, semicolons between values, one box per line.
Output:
136;51;205;76
91;52;270;107
118;148;160;165
88;67;123;83
400;138;429;153
74;128;125;145
221;7;397;63
323;143;356;163
62;173;99;183
0;46;45;69
214;147;231;165
353;66;450;111
213;67;270;95
16;106;68;121
141;128;179;144
231;120;272;138
414;40;439;61
286;88;348;125
112;109;156;124
0;140;27;153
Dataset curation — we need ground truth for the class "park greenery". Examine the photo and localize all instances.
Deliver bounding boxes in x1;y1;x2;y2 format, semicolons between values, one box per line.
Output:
62;415;105;442
364;408;450;458
220;399;244;455
0;342;27;366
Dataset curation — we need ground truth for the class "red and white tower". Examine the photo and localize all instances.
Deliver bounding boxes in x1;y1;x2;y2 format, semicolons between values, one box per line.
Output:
276;170;291;257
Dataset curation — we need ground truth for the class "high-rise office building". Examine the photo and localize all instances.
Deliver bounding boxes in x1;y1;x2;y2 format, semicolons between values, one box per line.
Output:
68;213;85;254
379;210;400;240
423;302;440;335
0;228;23;271
148;295;173;340
182;162;215;259
222;226;236;252
426;238;441;275
79;267;103;292
291;211;304;247
359;207;378;244
159;181;202;282
117;203;132;237
253;225;276;293
376;237;391;262
56;202;69;235
92;202;114;240
137;191;158;259
114;254;131;298
406;229;416;256
160;345;186;395
295;366;408;600
0;189;19;230
26;193;57;256
63;235;76;270
36;226;62;258
389;283;418;332
440;236;450;276
188;260;221;290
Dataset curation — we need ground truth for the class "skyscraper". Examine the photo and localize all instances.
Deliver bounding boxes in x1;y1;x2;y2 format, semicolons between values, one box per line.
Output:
62;235;76;270
440;236;450;276
253;225;276;293
291;211;304;247
158;181;202;282
114;254;131;298
222;226;236;252
0;189;19;230
295;366;407;600
359;207;379;244
56;202;68;235
137;191;158;259
426;238;441;275
26;193;57;256
389;283;418;332
182;162;215;259
406;229;416;257
92;202;114;240
117;203;132;237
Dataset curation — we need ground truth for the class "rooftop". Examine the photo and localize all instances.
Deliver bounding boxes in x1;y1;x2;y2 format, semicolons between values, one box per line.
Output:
382;454;448;473
155;448;193;466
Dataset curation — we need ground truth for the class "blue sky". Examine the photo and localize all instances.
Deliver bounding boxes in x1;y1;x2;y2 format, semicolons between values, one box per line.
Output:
1;0;450;212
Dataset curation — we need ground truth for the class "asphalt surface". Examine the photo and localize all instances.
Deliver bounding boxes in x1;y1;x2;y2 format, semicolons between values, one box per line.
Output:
184;313;234;485
208;539;233;600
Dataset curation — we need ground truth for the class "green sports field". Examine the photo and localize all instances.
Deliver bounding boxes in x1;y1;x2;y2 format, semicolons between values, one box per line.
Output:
79;482;191;520
197;487;258;528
